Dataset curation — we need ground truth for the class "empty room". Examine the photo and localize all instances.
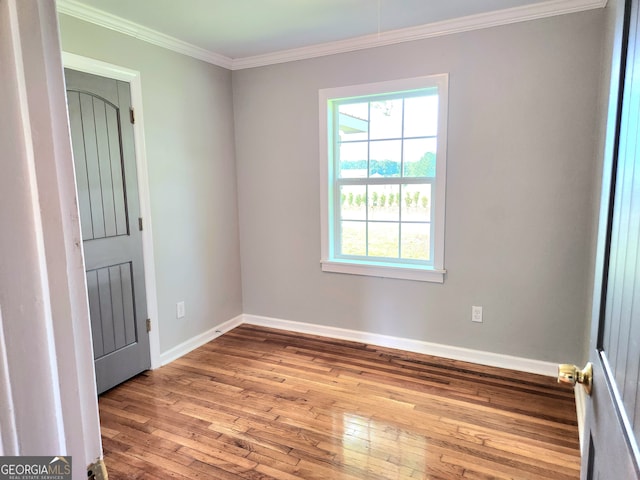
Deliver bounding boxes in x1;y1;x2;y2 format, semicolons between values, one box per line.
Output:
2;0;640;478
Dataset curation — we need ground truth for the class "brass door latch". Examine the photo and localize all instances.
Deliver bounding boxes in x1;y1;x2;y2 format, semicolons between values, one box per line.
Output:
558;362;593;395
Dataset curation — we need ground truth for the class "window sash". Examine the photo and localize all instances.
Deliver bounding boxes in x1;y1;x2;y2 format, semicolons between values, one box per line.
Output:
332;178;436;266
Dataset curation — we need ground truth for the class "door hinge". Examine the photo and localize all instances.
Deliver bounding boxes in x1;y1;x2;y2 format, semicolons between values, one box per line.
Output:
138;217;143;231
146;318;151;333
129;107;135;124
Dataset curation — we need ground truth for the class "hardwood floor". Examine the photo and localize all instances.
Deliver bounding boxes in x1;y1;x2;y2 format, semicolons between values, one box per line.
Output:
99;325;581;479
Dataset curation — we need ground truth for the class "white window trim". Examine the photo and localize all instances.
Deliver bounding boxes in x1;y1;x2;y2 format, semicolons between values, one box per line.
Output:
319;75;448;283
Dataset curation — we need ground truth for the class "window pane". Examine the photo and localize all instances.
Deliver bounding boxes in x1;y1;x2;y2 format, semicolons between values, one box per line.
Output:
403;138;437;178
339;142;367;178
368;222;399;258
402;184;432;222
370;99;402;140
368;185;399;221
370;140;401;177
340;221;366;256
404;95;438;138
401;223;430;261
340;185;367;221
338;102;369;142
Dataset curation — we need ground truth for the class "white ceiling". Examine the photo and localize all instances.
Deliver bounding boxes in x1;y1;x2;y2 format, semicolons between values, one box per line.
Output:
57;0;606;68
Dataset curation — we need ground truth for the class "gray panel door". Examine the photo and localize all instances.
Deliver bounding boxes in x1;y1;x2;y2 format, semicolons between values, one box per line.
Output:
65;68;150;394
583;0;640;477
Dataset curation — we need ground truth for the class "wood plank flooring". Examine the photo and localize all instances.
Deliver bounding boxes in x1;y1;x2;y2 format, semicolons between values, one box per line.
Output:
99;325;581;479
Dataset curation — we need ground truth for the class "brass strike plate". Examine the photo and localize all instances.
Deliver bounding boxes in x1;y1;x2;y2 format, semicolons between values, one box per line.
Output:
87;458;108;480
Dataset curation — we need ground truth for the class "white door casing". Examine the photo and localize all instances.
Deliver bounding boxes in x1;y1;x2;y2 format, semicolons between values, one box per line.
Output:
0;0;102;474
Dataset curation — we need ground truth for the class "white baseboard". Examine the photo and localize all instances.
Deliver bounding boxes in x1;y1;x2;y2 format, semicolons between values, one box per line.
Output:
575;384;587;455
159;314;244;366
242;314;558;377
158;313;558;377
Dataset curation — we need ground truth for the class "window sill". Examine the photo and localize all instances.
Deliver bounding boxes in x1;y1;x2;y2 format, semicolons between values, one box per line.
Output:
321;260;445;283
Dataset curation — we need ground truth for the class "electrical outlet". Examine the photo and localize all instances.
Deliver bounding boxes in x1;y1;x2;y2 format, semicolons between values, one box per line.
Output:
472;305;483;323
176;301;185;319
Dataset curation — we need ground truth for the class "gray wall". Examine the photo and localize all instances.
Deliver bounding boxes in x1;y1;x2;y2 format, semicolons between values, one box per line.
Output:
59;9;607;365
59;15;243;353
233;10;605;364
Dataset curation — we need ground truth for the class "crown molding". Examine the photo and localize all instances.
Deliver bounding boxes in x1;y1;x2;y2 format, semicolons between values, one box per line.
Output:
56;0;233;69
233;0;607;69
57;0;606;71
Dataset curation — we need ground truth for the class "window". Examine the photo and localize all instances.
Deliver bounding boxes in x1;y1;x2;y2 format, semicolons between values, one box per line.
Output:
319;75;448;283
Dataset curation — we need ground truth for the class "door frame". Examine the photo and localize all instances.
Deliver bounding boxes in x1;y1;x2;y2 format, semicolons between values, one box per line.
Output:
63;52;161;369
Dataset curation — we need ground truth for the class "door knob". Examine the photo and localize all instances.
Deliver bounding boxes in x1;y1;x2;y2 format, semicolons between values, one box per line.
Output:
558;362;593;395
